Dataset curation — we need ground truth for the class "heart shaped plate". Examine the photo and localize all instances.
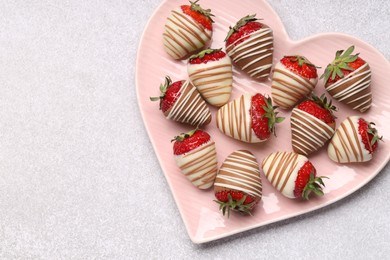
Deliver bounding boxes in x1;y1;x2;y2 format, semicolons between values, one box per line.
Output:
135;0;390;243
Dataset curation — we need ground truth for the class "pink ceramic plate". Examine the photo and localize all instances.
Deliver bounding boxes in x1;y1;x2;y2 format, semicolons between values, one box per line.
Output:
135;0;390;243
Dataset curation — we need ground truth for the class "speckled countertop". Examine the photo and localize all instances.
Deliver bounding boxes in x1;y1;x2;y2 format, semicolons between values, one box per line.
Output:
0;0;389;258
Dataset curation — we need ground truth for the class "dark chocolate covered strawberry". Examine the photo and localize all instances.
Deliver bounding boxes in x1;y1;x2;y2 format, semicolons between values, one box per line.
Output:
225;14;274;80
322;45;372;112
216;93;284;143
150;76;211;126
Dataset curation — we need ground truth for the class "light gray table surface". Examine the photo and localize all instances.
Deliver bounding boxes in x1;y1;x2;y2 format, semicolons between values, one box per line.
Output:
1;0;389;259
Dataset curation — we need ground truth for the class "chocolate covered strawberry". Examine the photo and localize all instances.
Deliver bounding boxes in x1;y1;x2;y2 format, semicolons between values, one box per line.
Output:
150;76;211;126
262;151;327;199
163;0;214;60
216;93;284;143
328;116;382;163
173;129;217;189
272;55;319;109
214;150;262;216
188;48;233;107
225;14;274;80
322;45;372;112
291;94;337;156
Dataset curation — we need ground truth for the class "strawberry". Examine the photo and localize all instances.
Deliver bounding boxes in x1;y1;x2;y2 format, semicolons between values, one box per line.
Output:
328;116;382;163
225;14;274;80
187;48;233;107
272;55;319;110
163;0;214;60
262;151;327;199
214;150;262;216
291;94;337;156
173;128;218;189
150;76;211;126
321;45;372;112
216;93;284;143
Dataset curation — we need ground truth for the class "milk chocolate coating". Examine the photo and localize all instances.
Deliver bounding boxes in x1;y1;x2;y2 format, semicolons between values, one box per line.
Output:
226;24;273;80
164;80;211;126
325;63;372;112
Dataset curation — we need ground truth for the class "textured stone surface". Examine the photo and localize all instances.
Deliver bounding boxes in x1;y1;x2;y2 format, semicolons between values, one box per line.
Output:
0;0;389;258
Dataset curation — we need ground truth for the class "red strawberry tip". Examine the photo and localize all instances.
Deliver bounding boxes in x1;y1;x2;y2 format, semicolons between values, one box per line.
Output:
310;93;337;118
214;193;255;217
189;0;215;23
224;14;262;42
149;76;172;109
171;128;198;142
321;45;361;83
283;55;320;68
302;173;328;200
189;48;222;61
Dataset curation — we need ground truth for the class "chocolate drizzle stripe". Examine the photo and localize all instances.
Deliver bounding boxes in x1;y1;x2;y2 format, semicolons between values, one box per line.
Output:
279;153;299;193
176;141;217;189
291;109;334;155
326;63;371;112
167;80;210;126
163;9;212;59
215;150;262;198
226;28;273;79
172;11;208;44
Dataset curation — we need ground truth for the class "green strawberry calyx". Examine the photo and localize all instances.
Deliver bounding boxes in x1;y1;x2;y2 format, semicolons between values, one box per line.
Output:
302;173;328;200
321;45;359;83
262;96;285;137
214;193;255;218
224;14;261;42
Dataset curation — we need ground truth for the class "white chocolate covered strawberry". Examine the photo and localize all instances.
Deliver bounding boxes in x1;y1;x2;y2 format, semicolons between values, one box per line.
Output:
291;94;337;156
162;0;214;60
225;14;274;80
272;55;318;109
150;76;211;126
188;49;233;107
328;116;382;163
214;150;262;216
262;151;327;199
173;129;217;189
322;45;372;112
216;93;284;143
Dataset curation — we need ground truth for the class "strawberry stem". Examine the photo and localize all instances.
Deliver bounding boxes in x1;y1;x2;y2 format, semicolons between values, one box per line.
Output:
214;194;255;217
302;173;328;200
224;14;261;42
149;76;172;106
321;45;359;83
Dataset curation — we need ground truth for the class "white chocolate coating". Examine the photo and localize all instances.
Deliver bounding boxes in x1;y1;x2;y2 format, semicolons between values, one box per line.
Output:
272;62;317;109
166;80;211;126
291;108;335;156
214;150;262;200
163;7;212;60
187;55;233;107
262;151;308;199
216;93;262;143
175;140;217;189
226;27;273;80
328;116;372;163
326;63;372;112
